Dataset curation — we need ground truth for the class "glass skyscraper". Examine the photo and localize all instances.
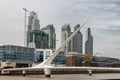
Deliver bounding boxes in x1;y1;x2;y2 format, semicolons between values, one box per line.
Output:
41;24;56;49
29;30;49;49
61;24;83;54
27;12;56;49
27;11;40;47
85;28;93;55
71;24;83;54
61;24;71;54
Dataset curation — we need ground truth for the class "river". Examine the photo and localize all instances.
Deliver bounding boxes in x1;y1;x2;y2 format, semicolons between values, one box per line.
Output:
0;73;120;80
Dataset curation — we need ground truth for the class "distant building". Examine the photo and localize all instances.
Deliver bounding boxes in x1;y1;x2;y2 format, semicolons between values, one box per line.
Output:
85;28;93;55
28;11;40;31
27;11;40;47
61;24;71;54
71;24;83;54
66;52;83;66
35;49;66;65
91;56;120;67
41;24;56;49
35;49;53;63
0;45;35;68
52;51;66;65
27;12;55;49
28;30;49;49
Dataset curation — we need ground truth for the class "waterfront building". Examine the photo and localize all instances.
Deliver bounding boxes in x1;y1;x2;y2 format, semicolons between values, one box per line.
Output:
91;56;120;67
41;24;56;49
71;24;83;54
27;11;40;47
35;49;66;65
0;45;35;68
61;24;71;54
66;52;83;66
35;49;53;63
85;28;93;55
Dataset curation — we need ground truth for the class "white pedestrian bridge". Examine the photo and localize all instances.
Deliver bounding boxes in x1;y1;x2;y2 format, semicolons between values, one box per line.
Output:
2;21;120;78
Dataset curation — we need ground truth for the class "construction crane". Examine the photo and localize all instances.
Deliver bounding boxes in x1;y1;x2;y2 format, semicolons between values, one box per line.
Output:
23;8;31;46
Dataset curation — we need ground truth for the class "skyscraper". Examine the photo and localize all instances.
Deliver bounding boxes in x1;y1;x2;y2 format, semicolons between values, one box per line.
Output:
85;28;93;55
61;24;71;54
72;24;83;54
41;24;56;49
27;11;40;47
28;31;49;49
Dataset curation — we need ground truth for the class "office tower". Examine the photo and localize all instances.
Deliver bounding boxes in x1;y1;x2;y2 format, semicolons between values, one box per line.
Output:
85;28;93;55
28;31;49;49
61;24;71;54
41;24;56;49
27;11;40;47
72;24;83;54
26;11;49;49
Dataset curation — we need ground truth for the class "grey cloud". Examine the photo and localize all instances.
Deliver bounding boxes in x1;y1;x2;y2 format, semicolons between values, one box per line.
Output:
103;29;120;35
72;0;120;19
96;26;120;35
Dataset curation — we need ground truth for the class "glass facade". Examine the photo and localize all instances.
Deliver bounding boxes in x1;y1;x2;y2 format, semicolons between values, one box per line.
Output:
72;24;83;54
35;50;44;63
35;49;53;63
41;24;56;49
61;24;71;54
52;51;66;65
35;49;66;65
29;30;49;49
0;45;35;63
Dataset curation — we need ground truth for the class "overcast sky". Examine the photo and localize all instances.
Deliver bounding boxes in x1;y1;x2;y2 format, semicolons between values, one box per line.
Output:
0;0;120;59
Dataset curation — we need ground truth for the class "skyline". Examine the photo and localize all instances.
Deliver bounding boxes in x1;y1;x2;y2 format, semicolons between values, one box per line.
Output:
0;0;120;59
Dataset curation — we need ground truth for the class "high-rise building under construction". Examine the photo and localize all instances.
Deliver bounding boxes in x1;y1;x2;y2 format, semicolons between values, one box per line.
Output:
26;11;56;49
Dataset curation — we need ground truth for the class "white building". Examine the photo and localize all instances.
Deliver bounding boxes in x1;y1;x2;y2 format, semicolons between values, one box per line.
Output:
35;49;54;62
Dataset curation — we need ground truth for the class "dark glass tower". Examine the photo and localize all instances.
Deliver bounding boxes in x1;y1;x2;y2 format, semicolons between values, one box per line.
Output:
85;28;93;55
72;24;83;54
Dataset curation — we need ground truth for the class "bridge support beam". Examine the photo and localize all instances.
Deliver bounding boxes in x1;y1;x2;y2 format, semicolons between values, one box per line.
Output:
88;70;92;76
44;68;51;78
22;70;26;76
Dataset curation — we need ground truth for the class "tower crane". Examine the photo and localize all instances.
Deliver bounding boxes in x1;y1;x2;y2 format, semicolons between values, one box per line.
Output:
23;8;31;46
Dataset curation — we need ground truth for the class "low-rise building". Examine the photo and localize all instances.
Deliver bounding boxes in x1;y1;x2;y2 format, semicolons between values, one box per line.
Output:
66;52;83;66
35;49;66;65
0;45;35;68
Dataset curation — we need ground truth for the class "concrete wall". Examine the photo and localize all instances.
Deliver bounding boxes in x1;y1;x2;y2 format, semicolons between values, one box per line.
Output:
0;62;16;68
